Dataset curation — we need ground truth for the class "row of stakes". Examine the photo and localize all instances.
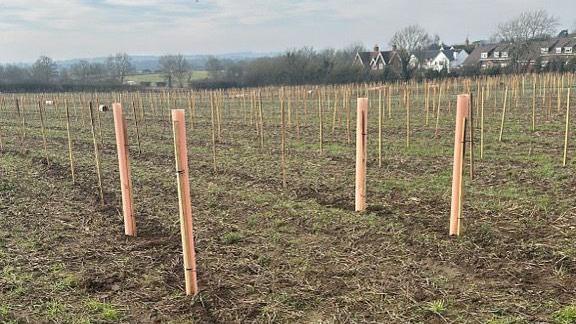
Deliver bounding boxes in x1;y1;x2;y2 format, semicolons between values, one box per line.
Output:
110;95;470;296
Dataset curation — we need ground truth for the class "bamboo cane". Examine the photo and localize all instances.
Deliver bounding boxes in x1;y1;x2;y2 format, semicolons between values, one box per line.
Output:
280;90;287;189
499;87;508;142
131;100;142;155
378;89;383;167
89;102;105;207
64;100;76;184
318;91;324;154
563;87;571;166
209;93;218;173
480;87;485;160
38;102;50;166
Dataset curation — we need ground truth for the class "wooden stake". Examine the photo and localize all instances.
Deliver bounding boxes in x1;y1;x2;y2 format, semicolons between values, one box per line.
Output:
280;90;287;189
563;87;571;166
480;87;485;160
113;103;137;236
449;94;470;236
209;93;218;173
406;88;411;148
38;102;50;166
64;100;76;184
318;92;324;154
131;100;142;155
89;102;105;207
532;80;537;132
171;109;199;297
258;92;265;150
499;87;508;142
355;98;368;212
378;89;383;167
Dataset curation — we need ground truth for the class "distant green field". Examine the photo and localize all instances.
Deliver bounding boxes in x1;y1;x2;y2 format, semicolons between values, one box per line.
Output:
125;71;209;84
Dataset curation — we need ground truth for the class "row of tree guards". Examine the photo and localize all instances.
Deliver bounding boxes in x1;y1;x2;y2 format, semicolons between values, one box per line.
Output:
107;93;469;295
111;104;198;295
109;93;469;295
354;94;471;237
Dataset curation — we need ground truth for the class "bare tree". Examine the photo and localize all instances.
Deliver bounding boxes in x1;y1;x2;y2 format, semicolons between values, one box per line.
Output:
70;60;107;84
572;20;576;34
31;56;57;83
389;25;431;52
493;9;559;42
159;54;190;88
205;56;223;79
106;53;134;84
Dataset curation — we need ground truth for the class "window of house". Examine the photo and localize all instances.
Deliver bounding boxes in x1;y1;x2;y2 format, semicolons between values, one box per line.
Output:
556;47;562;54
541;48;549;54
481;52;488;59
502;52;509;58
494;52;500;58
565;47;573;54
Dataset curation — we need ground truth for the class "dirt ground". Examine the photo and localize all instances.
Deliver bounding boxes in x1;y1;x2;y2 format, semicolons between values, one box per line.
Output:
1;85;575;323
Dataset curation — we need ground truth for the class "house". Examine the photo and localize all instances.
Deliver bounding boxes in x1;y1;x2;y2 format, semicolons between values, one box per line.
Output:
411;46;469;72
538;36;576;66
463;44;514;69
354;45;404;75
463;33;576;70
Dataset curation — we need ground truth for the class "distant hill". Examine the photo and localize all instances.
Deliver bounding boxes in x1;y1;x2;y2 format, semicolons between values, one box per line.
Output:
54;52;279;72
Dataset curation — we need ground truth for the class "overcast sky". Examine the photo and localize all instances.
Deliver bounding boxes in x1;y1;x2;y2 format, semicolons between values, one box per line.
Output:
0;0;574;63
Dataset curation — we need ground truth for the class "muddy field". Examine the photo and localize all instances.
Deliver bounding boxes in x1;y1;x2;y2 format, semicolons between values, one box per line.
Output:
1;77;576;323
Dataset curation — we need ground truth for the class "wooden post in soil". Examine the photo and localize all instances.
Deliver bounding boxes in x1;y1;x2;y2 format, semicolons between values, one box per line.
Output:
258;92;265;150
346;90;351;144
499;87;508;142
532;80;537;132
563;87;571;166
435;85;443;137
449;94;470;236
113;103;137;236
280;90;287;189
131;100;142;155
64;100;76;184
318;91;324;154
89;102;105;207
425;82;429;126
469;92;474;180
171;109;199;296
406;88;411;148
209;93;218;173
387;85;392;119
378;89;383;168
38;101;50;166
17;98;26;147
355;98;368;212
480;87;485;160
331;90;337;136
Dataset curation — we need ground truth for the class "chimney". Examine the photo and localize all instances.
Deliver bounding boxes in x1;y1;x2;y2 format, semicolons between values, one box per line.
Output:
374;44;380;53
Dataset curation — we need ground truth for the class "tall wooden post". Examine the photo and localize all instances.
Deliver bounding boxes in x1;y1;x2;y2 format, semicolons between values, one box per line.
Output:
449;95;470;236
563;88;571;166
64;100;76;184
355;98;368;212
171;109;199;296
113;103;136;237
89;102;105;207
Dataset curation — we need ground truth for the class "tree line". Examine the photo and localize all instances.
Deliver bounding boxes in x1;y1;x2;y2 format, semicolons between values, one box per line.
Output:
0;9;573;91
